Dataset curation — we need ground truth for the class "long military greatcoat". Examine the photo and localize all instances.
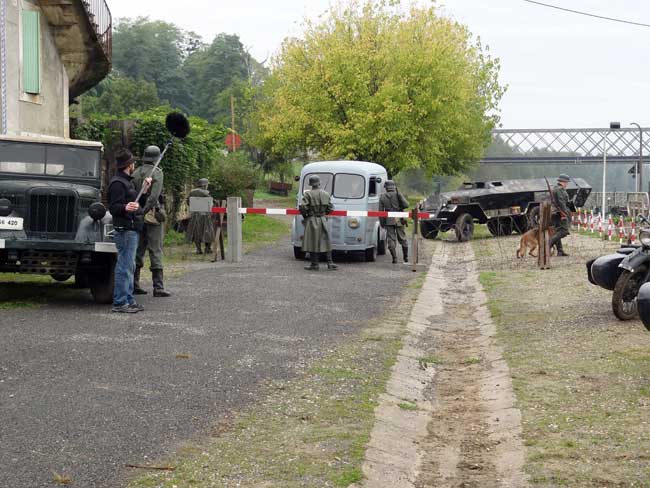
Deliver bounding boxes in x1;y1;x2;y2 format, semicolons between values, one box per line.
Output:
300;189;334;253
186;187;216;244
379;189;409;226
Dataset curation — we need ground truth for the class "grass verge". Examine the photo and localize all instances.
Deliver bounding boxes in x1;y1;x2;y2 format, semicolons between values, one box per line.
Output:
476;237;650;486
128;259;426;488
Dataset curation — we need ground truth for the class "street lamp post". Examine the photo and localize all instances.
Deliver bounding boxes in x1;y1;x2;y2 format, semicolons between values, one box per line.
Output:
603;122;621;217
630;122;643;193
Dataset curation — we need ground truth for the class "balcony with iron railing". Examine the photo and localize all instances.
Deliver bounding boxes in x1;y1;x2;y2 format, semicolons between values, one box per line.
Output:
40;0;112;98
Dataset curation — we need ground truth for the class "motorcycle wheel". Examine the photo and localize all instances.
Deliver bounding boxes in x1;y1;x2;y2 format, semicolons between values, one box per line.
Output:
612;265;648;321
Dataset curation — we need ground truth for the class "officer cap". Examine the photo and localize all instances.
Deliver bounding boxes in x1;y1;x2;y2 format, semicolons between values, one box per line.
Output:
308;175;321;187
384;180;396;189
142;145;161;163
558;174;570;183
198;178;209;187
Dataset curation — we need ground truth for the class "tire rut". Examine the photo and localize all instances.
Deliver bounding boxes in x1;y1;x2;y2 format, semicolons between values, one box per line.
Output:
415;242;528;488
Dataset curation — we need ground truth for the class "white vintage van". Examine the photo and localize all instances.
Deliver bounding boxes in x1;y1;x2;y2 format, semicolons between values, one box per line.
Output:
291;161;389;262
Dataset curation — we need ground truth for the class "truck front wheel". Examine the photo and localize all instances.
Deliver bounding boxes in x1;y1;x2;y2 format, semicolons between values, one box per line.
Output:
455;213;474;242
89;258;116;304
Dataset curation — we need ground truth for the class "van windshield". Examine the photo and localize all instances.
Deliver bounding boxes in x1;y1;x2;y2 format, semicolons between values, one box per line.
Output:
333;173;365;199
0;142;100;178
303;173;333;193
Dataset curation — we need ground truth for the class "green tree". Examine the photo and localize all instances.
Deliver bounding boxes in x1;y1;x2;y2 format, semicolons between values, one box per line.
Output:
253;1;505;177
182;33;264;123
79;76;161;117
112;17;199;111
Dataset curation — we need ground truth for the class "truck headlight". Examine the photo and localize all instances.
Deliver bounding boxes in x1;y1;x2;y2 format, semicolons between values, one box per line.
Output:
88;202;107;221
348;218;360;229
641;229;650;247
0;198;12;217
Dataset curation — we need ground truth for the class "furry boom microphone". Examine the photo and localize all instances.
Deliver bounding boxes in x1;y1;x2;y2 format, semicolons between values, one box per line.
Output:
135;112;191;201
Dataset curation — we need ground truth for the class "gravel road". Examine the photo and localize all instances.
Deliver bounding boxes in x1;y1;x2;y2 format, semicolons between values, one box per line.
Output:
0;241;415;487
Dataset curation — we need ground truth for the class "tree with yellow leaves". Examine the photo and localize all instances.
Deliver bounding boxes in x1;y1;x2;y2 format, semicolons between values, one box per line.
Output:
253;1;505;177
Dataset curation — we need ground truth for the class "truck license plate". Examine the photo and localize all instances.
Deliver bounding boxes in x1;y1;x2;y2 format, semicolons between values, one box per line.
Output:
0;217;23;231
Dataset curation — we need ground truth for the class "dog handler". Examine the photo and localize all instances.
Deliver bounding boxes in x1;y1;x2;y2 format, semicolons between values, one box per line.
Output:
549;173;571;257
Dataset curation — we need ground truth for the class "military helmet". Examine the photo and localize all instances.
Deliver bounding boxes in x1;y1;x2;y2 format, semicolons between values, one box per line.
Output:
384;179;396;190
308;175;321;187
142;145;161;163
197;178;209;188
558;173;570;183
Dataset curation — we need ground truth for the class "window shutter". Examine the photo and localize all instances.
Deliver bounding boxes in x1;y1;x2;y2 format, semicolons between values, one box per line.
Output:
22;10;40;94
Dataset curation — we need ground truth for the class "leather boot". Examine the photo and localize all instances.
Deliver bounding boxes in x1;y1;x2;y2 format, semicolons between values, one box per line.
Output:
195;243;203;254
326;251;337;270
305;253;320;271
205;243;212;254
402;245;409;264
152;269;171;297
133;266;148;295
555;242;569;257
390;248;397;264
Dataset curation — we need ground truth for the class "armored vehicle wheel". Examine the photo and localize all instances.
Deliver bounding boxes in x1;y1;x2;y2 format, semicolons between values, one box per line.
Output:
377;229;386;255
612;265;648;320
89;259;116;304
420;220;439;240
51;273;72;282
365;245;377;262
455;213;474;242
528;206;540;229
513;215;529;234
293;246;306;260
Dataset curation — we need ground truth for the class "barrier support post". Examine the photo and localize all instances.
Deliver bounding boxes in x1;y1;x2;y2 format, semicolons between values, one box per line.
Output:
411;207;419;272
227;196;242;263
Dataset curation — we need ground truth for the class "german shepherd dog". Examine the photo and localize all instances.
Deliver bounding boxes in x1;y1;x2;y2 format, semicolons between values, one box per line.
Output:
516;226;555;258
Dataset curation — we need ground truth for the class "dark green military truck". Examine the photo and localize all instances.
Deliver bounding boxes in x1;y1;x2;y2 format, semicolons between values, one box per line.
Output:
0;136;116;303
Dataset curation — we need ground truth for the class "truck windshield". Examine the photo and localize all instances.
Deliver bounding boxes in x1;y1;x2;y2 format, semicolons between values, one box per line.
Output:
0;142;100;178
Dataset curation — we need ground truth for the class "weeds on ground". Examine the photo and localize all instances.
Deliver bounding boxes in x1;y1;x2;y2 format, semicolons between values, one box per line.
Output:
476;236;650;485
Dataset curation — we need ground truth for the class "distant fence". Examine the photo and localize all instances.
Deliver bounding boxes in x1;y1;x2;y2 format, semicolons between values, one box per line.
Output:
583;192;649;215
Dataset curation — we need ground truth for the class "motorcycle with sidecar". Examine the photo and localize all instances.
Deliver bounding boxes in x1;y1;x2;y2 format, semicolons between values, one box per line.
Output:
587;215;650;324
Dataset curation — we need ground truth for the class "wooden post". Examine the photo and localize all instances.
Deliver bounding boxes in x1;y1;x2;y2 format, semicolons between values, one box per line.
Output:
538;201;552;269
411;206;419;272
227;196;242;263
212;200;226;262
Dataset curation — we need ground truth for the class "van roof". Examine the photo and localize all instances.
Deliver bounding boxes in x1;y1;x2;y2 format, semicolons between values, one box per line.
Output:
301;160;387;175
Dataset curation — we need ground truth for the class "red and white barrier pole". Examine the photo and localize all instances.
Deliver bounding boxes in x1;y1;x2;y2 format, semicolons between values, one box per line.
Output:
631;220;637;244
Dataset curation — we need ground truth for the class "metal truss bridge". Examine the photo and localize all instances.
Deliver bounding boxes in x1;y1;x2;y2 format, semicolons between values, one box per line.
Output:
482;128;650;165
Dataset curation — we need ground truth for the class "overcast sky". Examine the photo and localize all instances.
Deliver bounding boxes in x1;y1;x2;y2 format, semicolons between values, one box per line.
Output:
107;0;650;129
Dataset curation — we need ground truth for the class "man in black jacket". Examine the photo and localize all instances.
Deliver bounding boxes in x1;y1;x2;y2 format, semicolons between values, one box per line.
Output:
108;149;151;313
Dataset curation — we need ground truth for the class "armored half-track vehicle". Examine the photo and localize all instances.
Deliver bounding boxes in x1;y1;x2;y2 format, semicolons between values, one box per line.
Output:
419;177;592;242
0;136;116;303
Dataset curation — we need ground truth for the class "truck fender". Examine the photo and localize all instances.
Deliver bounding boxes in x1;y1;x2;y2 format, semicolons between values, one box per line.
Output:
75;216;103;243
619;251;650;274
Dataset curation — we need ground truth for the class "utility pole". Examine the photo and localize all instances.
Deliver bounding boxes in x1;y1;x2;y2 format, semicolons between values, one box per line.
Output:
631;122;643;193
230;95;236;153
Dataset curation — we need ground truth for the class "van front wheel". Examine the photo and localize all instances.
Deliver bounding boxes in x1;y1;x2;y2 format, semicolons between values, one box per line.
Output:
365;246;377;262
293;246;306;260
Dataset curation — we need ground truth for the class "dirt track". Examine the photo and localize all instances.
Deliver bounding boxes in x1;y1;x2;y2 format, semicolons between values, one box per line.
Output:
357;240;528;488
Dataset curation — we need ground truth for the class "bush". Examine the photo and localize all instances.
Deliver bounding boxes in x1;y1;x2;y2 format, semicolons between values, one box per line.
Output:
210;151;261;205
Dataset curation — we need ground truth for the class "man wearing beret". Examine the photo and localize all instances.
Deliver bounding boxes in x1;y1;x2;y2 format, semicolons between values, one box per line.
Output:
549;173;571;257
107;149;151;313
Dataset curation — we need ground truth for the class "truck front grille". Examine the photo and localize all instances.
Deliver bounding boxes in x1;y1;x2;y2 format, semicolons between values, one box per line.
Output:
28;192;77;236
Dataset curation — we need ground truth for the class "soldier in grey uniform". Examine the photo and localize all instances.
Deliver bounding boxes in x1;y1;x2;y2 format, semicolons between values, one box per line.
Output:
300;175;337;271
187;178;216;254
132;145;172;297
549;173;571;257
379;180;409;264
